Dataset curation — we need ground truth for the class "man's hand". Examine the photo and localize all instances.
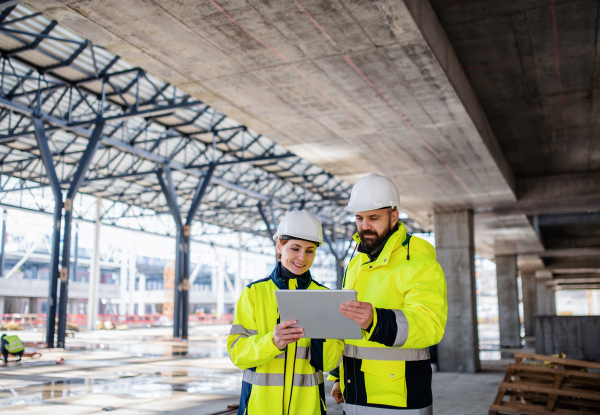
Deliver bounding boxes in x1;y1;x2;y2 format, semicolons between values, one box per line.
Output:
273;320;304;350
340;300;374;330
331;381;344;404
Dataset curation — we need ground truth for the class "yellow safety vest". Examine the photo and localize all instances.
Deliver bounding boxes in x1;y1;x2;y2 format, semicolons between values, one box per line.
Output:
329;223;447;414
228;265;344;415
4;335;24;354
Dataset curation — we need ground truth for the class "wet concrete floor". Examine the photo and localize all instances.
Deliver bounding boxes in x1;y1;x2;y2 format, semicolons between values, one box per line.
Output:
0;326;505;414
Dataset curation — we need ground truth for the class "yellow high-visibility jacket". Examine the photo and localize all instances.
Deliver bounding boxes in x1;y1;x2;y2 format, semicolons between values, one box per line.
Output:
328;223;447;415
228;264;344;415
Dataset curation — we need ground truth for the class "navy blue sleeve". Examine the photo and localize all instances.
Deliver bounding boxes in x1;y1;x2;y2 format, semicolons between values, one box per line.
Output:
309;339;325;371
329;366;340;380
368;308;398;347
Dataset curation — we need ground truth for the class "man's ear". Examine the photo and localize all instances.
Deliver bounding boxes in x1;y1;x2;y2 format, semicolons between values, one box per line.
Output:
390;209;399;227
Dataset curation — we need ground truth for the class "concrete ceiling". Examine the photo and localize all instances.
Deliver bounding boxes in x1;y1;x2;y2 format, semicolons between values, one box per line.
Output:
21;0;600;283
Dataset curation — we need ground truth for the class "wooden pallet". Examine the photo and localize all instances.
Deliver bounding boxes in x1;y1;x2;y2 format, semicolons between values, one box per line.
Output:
489;352;600;415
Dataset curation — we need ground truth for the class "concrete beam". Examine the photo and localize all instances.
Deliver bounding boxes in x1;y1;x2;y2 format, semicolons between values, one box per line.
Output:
518;172;600;201
538;212;600;227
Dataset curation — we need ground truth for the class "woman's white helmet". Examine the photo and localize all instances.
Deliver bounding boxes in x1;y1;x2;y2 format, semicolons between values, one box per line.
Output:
273;210;323;247
345;173;401;212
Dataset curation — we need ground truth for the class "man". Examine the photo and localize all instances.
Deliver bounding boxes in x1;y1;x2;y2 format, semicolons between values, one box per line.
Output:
1;333;24;365
329;173;447;415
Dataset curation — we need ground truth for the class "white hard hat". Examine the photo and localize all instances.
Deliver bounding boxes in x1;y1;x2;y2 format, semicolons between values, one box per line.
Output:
345;173;401;212
273;210;323;247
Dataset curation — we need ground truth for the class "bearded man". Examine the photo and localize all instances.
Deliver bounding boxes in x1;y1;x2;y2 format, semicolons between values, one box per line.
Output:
329;173;447;415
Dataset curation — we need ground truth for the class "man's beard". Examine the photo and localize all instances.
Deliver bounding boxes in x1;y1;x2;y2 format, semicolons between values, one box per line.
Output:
359;220;393;252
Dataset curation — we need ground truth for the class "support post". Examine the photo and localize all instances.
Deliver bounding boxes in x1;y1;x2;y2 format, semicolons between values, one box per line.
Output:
120;234;128;316
57;122;103;347
435;210;480;373
535;271;553;315
87;197;102;331
181;163;214;339
495;255;521;351
157;167;184;338
520;270;537;345
128;235;136;315
33;117;63;349
235;232;243;299
0;209;6;276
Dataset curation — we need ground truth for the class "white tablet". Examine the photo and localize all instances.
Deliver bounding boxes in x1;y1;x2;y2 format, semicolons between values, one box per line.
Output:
275;290;362;339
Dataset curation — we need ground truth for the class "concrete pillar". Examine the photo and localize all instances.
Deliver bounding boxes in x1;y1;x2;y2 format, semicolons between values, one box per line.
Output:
138;274;146;316
119;238;128;316
217;261;224;319
29;297;38;314
127;235;136;315
434;210;480;373
87;197;102;331
235;232;243;299
495;255;521;349
547;286;556;315
520;271;537;339
535;271;553;315
0;296;4;314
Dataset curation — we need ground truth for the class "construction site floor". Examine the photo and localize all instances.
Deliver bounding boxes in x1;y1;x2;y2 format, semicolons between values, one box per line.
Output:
0;326;505;414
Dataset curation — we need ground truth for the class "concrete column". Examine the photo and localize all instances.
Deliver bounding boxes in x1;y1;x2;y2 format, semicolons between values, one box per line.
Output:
547;286;556;315
0;296;4;314
434;210;480;373
235;232;243;299
496;255;521;349
535;271;553;314
520;271;537;340
29;297;38;314
138;274;146;316
87;197;102;331
217;261;224;319
119;237;128;316
127;235;136;315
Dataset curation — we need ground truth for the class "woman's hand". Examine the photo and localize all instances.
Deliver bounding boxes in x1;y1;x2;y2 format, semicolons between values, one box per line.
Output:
331;381;344;404
340;300;374;330
273;320;304;350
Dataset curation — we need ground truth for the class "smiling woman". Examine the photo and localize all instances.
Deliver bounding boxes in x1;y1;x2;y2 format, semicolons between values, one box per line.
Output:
227;210;344;415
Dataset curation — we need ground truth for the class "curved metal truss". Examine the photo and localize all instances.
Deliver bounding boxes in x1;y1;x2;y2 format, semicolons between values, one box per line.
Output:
0;3;430;344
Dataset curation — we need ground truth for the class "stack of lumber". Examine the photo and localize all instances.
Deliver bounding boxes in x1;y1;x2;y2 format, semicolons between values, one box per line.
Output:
489;352;600;414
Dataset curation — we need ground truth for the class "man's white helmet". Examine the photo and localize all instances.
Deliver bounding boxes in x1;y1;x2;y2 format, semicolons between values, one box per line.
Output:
273;210;323;247
345;173;401;212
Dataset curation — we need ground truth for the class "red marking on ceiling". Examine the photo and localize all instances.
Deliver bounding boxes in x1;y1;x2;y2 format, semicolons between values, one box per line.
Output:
292;0;336;47
537;47;594;60
437;0;483;10
550;0;569;171
207;0;462;211
345;55;477;199
207;0;423;175
467;59;520;71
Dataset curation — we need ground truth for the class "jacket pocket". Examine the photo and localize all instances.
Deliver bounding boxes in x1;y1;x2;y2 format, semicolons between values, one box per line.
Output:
360;359;407;407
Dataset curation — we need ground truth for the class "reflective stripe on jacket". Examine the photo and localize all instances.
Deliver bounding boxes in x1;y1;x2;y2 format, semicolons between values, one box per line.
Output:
328;223;447;412
4;335;24;354
228;264;344;415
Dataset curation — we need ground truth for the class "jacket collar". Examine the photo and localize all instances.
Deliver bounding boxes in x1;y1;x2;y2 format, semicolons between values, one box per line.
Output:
270;262;313;290
352;222;408;268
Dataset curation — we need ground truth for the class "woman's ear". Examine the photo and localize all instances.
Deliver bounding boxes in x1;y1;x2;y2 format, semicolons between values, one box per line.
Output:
275;239;282;255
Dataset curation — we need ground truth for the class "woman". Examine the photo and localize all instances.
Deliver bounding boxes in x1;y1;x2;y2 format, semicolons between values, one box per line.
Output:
228;210;344;415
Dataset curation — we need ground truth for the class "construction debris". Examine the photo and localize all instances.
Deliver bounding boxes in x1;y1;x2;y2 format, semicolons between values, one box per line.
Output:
489;352;600;414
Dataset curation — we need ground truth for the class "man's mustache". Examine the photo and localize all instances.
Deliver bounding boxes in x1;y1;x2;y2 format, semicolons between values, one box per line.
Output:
361;230;378;236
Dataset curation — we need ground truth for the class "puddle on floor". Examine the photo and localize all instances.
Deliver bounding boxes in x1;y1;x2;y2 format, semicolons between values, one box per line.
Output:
69;341;229;359
0;370;241;410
